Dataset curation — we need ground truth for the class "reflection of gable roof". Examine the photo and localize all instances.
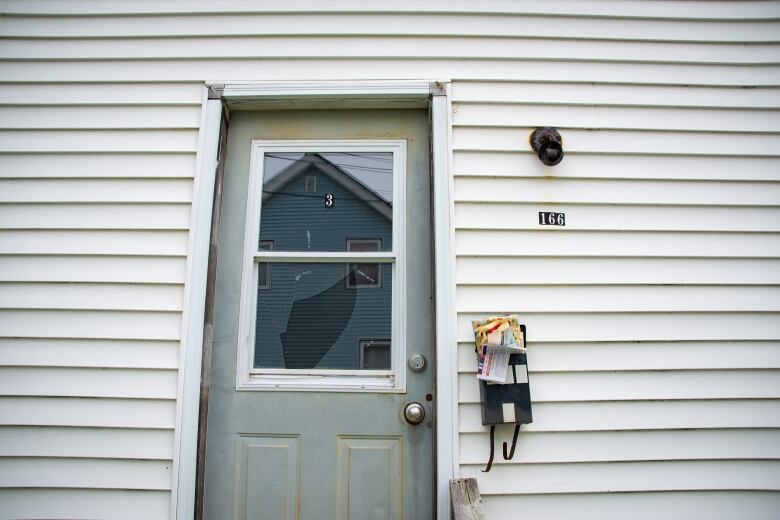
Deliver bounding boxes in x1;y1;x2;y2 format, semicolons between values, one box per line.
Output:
262;153;392;220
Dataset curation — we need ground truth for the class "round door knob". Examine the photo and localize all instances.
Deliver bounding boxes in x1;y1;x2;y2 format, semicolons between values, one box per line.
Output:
404;402;426;425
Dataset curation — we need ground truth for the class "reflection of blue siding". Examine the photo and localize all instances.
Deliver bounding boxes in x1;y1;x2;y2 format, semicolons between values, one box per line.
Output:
259;164;392;252
255;164;393;369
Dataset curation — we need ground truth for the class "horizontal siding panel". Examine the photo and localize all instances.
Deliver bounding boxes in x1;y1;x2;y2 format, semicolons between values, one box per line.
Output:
459;400;780;432
3;37;777;64
4;15;779;42
461;460;780;494
453;152;780;181
457;341;780;372
0;230;189;255
0;82;203;105
456;258;780;285
0;283;184;312
0;153;196;178
0;457;171;490
456;285;780;313
456;313;780;343
2;60;778;86
0;338;179;369
454;177;780;206
452;82;780;108
453;127;780;156
0;179;193;202
454;103;780;132
3;0;778;19
0;488;170;520
0;256;187;283
458;370;780;403
0;426;173;459
482;492;780;520
0;105;200;130
459;429;780;464
0;129;198;153
0;397;176;428
0;367;178;399
0;310;181;340
0;203;191;230
455;203;780;232
455;230;780;258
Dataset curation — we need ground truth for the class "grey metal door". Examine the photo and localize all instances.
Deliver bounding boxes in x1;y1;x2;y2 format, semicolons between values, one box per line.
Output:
203;109;434;519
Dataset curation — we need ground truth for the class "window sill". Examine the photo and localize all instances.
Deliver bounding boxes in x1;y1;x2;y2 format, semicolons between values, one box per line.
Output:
237;371;404;393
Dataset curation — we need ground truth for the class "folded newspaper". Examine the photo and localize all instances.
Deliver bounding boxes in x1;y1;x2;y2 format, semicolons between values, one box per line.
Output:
472;315;525;383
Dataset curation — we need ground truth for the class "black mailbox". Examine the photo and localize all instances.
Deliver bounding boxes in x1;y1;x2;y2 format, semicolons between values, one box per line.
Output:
479;325;533;426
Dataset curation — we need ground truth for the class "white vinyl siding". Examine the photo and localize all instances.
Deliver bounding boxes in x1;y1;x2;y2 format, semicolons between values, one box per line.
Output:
0;69;200;515
451;44;780;520
0;1;778;518
0;489;171;520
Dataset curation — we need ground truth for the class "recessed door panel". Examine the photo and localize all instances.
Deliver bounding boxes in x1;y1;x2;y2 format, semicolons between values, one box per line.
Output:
233;435;300;520
336;436;401;520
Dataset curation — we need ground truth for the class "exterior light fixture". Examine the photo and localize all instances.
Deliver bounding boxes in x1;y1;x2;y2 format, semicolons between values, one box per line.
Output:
530;127;564;166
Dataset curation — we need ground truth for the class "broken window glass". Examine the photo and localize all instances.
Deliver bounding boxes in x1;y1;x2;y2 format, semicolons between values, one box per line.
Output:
254;263;392;370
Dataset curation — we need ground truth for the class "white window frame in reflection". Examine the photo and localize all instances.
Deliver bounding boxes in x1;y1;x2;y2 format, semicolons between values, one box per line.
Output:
359;339;392;370
257;240;273;289
236;140;406;392
346;238;382;289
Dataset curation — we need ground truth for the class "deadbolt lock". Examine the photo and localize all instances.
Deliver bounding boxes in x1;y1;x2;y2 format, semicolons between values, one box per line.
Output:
407;353;426;372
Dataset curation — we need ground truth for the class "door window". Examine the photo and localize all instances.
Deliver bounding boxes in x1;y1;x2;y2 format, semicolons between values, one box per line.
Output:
237;141;407;391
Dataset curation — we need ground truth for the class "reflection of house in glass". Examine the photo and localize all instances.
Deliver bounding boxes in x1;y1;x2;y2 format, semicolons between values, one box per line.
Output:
255;153;393;370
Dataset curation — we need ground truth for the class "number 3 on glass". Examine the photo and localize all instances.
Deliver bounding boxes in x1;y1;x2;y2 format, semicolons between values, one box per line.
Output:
324;193;334;207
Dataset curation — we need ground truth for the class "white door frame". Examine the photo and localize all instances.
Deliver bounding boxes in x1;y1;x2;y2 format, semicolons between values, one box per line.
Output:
173;80;457;520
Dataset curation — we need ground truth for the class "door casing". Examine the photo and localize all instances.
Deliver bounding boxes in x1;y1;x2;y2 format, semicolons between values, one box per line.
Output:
174;81;456;520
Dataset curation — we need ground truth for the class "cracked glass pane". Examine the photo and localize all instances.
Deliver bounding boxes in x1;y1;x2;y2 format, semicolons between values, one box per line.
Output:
254;262;392;369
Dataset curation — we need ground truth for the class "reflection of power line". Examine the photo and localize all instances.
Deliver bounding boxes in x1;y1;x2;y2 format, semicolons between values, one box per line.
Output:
337;152;394;163
263;189;393;205
262;170;394;196
265;154;393;175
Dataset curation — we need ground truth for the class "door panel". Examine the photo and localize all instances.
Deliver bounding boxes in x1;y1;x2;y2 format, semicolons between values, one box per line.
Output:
336;436;401;519
204;109;433;519
233;435;300;520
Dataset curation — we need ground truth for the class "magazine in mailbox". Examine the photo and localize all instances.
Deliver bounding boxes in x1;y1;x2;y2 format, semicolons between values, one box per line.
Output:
471;315;525;383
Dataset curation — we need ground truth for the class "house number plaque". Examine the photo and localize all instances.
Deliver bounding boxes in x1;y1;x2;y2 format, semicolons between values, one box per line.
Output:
538;211;565;226
324;193;334;207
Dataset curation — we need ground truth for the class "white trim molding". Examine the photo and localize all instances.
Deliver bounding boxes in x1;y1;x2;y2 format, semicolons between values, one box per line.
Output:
173;92;223;520
175;80;454;520
431;82;458;520
219;80;433;100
